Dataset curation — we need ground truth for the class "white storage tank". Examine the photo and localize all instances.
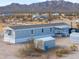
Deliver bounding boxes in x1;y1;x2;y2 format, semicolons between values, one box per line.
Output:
70;32;79;43
34;36;55;51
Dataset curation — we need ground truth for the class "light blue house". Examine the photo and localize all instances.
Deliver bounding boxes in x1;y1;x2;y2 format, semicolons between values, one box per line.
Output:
4;22;70;43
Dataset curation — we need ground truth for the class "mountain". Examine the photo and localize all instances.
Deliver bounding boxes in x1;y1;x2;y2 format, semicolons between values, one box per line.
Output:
0;1;79;13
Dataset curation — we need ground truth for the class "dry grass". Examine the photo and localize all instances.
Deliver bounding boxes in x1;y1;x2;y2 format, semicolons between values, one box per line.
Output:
55;44;78;57
70;44;78;51
16;40;42;58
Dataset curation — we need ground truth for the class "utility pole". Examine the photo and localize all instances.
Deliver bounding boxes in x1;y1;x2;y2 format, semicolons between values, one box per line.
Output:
47;0;52;22
59;0;64;20
47;0;58;22
30;5;33;22
72;2;75;17
71;2;75;28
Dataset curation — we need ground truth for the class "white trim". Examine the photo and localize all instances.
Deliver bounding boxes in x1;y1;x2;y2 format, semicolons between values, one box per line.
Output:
4;28;16;43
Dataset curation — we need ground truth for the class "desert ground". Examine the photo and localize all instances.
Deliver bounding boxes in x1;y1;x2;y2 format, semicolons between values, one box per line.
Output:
0;35;79;59
56;37;79;59
0;35;56;59
0;36;22;59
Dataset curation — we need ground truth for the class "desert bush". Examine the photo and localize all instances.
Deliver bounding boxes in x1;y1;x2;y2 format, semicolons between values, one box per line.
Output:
56;49;63;57
56;48;71;57
16;44;35;57
61;48;71;54
56;44;78;57
16;40;42;58
70;44;78;51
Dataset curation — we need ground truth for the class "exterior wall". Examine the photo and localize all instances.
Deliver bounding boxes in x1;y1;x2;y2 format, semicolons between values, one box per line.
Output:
14;27;70;43
15;29;32;43
34;27;55;36
15;27;55;43
54;28;69;37
34;36;55;50
45;40;55;50
4;29;15;43
63;28;70;36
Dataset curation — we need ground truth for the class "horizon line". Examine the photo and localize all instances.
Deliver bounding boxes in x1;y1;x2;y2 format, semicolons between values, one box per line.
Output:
0;0;78;7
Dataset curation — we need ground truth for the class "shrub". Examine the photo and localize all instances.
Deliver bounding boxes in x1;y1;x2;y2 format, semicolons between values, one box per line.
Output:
56;45;78;57
61;48;71;54
56;48;71;57
17;44;35;57
70;44;78;51
16;40;42;58
56;49;63;57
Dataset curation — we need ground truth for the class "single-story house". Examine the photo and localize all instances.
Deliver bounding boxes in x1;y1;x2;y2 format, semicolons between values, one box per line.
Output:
4;22;70;43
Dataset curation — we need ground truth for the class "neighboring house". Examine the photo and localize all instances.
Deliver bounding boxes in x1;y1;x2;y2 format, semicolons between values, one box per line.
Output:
32;15;48;19
52;13;60;16
4;22;70;43
32;15;48;22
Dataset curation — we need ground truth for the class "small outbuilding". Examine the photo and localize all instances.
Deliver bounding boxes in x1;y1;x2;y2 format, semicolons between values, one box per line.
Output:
34;36;55;51
70;32;79;43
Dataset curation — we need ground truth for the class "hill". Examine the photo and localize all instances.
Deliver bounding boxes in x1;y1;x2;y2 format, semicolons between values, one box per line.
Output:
0;1;79;13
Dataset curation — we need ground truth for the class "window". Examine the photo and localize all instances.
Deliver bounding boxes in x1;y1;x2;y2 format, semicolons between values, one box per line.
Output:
50;28;52;32
31;30;34;34
42;28;44;32
6;30;12;36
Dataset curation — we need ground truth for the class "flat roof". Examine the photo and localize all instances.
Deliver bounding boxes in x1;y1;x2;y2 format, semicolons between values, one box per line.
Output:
35;36;55;41
9;22;70;30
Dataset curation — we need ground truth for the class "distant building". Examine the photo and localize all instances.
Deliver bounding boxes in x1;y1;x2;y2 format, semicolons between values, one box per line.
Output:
32;15;48;19
4;22;70;43
52;13;60;16
75;19;79;23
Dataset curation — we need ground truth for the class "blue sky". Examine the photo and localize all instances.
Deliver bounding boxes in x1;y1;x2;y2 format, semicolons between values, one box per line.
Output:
0;0;79;6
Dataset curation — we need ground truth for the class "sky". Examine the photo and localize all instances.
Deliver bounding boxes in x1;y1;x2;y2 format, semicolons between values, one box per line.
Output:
0;0;79;6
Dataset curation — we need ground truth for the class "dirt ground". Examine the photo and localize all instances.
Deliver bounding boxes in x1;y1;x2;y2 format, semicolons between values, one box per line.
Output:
0;36;25;59
56;37;79;59
0;36;56;59
0;36;79;59
0;19;78;59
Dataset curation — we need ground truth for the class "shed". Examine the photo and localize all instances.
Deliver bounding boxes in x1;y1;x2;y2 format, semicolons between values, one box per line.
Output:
70;32;79;43
34;36;55;51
